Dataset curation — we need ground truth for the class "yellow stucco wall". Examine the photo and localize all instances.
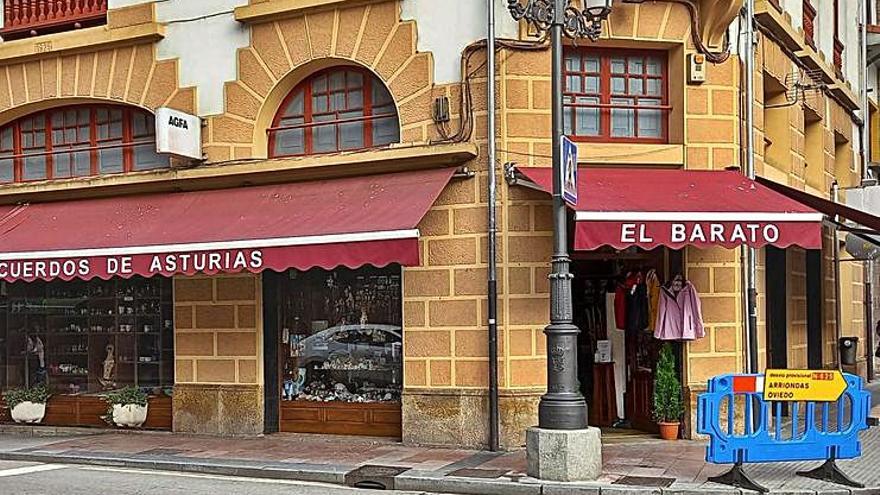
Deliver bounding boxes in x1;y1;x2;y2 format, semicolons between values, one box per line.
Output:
0;0;867;444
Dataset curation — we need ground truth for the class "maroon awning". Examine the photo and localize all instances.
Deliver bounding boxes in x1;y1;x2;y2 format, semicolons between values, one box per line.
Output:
0;168;454;282
517;167;824;250
757;177;880;233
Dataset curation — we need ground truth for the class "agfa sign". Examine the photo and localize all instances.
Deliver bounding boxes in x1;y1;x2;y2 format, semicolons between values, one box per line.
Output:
156;107;202;160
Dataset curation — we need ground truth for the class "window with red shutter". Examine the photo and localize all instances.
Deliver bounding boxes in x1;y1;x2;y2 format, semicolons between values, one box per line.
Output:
833;0;844;75
803;0;817;49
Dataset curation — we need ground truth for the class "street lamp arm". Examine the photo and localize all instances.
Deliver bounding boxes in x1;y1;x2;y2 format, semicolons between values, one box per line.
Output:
506;0;612;41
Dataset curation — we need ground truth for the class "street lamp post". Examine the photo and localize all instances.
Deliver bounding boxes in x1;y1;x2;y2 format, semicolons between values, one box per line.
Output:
506;0;612;481
506;0;612;429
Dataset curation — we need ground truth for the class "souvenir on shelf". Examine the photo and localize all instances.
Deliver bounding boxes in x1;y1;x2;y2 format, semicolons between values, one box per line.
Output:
279;267;402;405
1;277;174;395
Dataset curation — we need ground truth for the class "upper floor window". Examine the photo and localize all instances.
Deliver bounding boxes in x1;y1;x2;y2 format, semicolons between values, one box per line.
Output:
563;49;669;143
269;67;400;158
1;1;108;41
0;105;167;183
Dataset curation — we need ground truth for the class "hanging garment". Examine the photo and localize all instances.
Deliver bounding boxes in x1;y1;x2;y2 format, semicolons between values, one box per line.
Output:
614;283;627;330
606;292;626;418
654;281;706;340
646;269;661;332
625;276;649;335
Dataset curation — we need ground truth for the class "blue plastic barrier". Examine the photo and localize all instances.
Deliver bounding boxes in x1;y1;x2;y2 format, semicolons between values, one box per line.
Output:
697;372;871;492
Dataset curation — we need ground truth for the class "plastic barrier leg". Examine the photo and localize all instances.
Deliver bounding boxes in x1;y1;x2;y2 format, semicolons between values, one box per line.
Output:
796;450;865;488
708;455;769;493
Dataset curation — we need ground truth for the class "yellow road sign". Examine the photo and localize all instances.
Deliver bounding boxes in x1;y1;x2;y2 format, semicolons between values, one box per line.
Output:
763;369;847;402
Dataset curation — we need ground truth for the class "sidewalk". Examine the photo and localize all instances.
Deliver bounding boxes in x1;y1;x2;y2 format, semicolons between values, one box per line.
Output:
0;426;877;494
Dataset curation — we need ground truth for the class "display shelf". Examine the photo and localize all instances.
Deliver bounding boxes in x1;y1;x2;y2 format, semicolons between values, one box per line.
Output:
3;276;174;392
277;266;402;436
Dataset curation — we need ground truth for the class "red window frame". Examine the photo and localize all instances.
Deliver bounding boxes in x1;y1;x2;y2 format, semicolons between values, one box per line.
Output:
268;66;400;158
562;48;670;144
0;105;166;183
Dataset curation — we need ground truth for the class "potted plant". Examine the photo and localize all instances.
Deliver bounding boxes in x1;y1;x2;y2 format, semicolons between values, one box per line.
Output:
3;384;51;424
104;386;149;428
653;343;684;440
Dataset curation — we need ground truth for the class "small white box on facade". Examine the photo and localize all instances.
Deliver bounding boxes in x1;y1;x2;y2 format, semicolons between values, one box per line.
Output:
155;107;202;160
687;53;706;84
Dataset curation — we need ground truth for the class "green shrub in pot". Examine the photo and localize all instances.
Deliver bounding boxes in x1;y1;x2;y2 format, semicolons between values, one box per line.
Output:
653;343;684;440
104;386;149;428
3;385;51;424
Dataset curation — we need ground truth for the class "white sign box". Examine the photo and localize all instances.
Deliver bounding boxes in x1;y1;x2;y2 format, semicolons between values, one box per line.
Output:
155;107;202;160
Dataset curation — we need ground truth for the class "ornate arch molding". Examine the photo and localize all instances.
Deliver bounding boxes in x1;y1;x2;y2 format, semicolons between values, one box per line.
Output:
212;1;435;161
0;44;196;125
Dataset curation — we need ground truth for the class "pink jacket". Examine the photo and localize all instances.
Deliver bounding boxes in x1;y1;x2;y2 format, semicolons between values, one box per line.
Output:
654;282;705;341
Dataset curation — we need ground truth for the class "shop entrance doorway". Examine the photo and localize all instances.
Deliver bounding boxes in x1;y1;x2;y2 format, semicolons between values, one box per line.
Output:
766;247;788;370
572;249;683;433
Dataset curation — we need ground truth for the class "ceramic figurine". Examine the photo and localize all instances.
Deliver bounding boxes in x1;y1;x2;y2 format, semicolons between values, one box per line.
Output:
99;343;116;389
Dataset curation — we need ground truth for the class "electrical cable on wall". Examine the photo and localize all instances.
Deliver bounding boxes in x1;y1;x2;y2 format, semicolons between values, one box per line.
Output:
664;0;732;64
434;37;549;144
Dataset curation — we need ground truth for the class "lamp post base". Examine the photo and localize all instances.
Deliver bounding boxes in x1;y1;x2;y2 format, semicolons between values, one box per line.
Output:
526;426;602;482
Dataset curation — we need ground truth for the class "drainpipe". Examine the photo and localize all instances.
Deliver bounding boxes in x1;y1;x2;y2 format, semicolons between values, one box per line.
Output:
860;0;876;381
861;0;870;185
868;261;876;381
486;0;500;452
833;182;843;369
743;0;759;374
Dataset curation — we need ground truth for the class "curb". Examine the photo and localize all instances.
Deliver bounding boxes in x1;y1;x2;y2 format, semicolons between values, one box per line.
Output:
0;450;870;495
0;451;350;485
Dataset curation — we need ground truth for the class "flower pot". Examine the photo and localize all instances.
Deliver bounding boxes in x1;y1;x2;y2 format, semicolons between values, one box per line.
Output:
112;403;148;428
658;421;680;440
11;401;46;424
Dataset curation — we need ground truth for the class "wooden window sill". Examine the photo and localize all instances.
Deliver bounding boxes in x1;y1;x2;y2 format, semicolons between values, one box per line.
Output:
575;143;684;166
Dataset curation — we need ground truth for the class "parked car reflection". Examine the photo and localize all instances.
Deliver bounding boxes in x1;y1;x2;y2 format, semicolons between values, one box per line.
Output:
297;324;402;368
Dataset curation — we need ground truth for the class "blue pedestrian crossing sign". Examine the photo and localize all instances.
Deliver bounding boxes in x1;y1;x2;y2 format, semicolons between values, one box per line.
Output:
561;136;578;207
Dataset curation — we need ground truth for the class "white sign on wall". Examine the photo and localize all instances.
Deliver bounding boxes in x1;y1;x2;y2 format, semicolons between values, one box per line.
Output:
155;107;202;160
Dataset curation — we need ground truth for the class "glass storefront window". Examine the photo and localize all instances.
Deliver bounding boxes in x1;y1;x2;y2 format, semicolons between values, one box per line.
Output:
0;277;174;396
279;266;402;404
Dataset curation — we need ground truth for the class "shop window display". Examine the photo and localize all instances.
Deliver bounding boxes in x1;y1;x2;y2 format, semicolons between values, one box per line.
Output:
279;266;402;406
0;277;174;397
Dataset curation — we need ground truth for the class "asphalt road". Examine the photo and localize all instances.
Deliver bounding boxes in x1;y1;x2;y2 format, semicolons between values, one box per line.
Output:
0;460;432;495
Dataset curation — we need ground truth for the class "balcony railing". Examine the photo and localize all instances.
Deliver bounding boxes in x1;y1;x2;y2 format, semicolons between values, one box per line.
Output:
1;0;107;40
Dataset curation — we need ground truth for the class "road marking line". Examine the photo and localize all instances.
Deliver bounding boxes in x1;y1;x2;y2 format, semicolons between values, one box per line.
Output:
0;464;68;477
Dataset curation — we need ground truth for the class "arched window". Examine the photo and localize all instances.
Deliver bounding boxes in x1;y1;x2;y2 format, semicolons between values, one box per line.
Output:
269;67;400;157
0;105;168;183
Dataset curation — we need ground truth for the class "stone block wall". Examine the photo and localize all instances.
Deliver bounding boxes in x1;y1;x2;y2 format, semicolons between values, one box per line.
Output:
172;274;264;436
754;31;861;376
684;247;742;386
